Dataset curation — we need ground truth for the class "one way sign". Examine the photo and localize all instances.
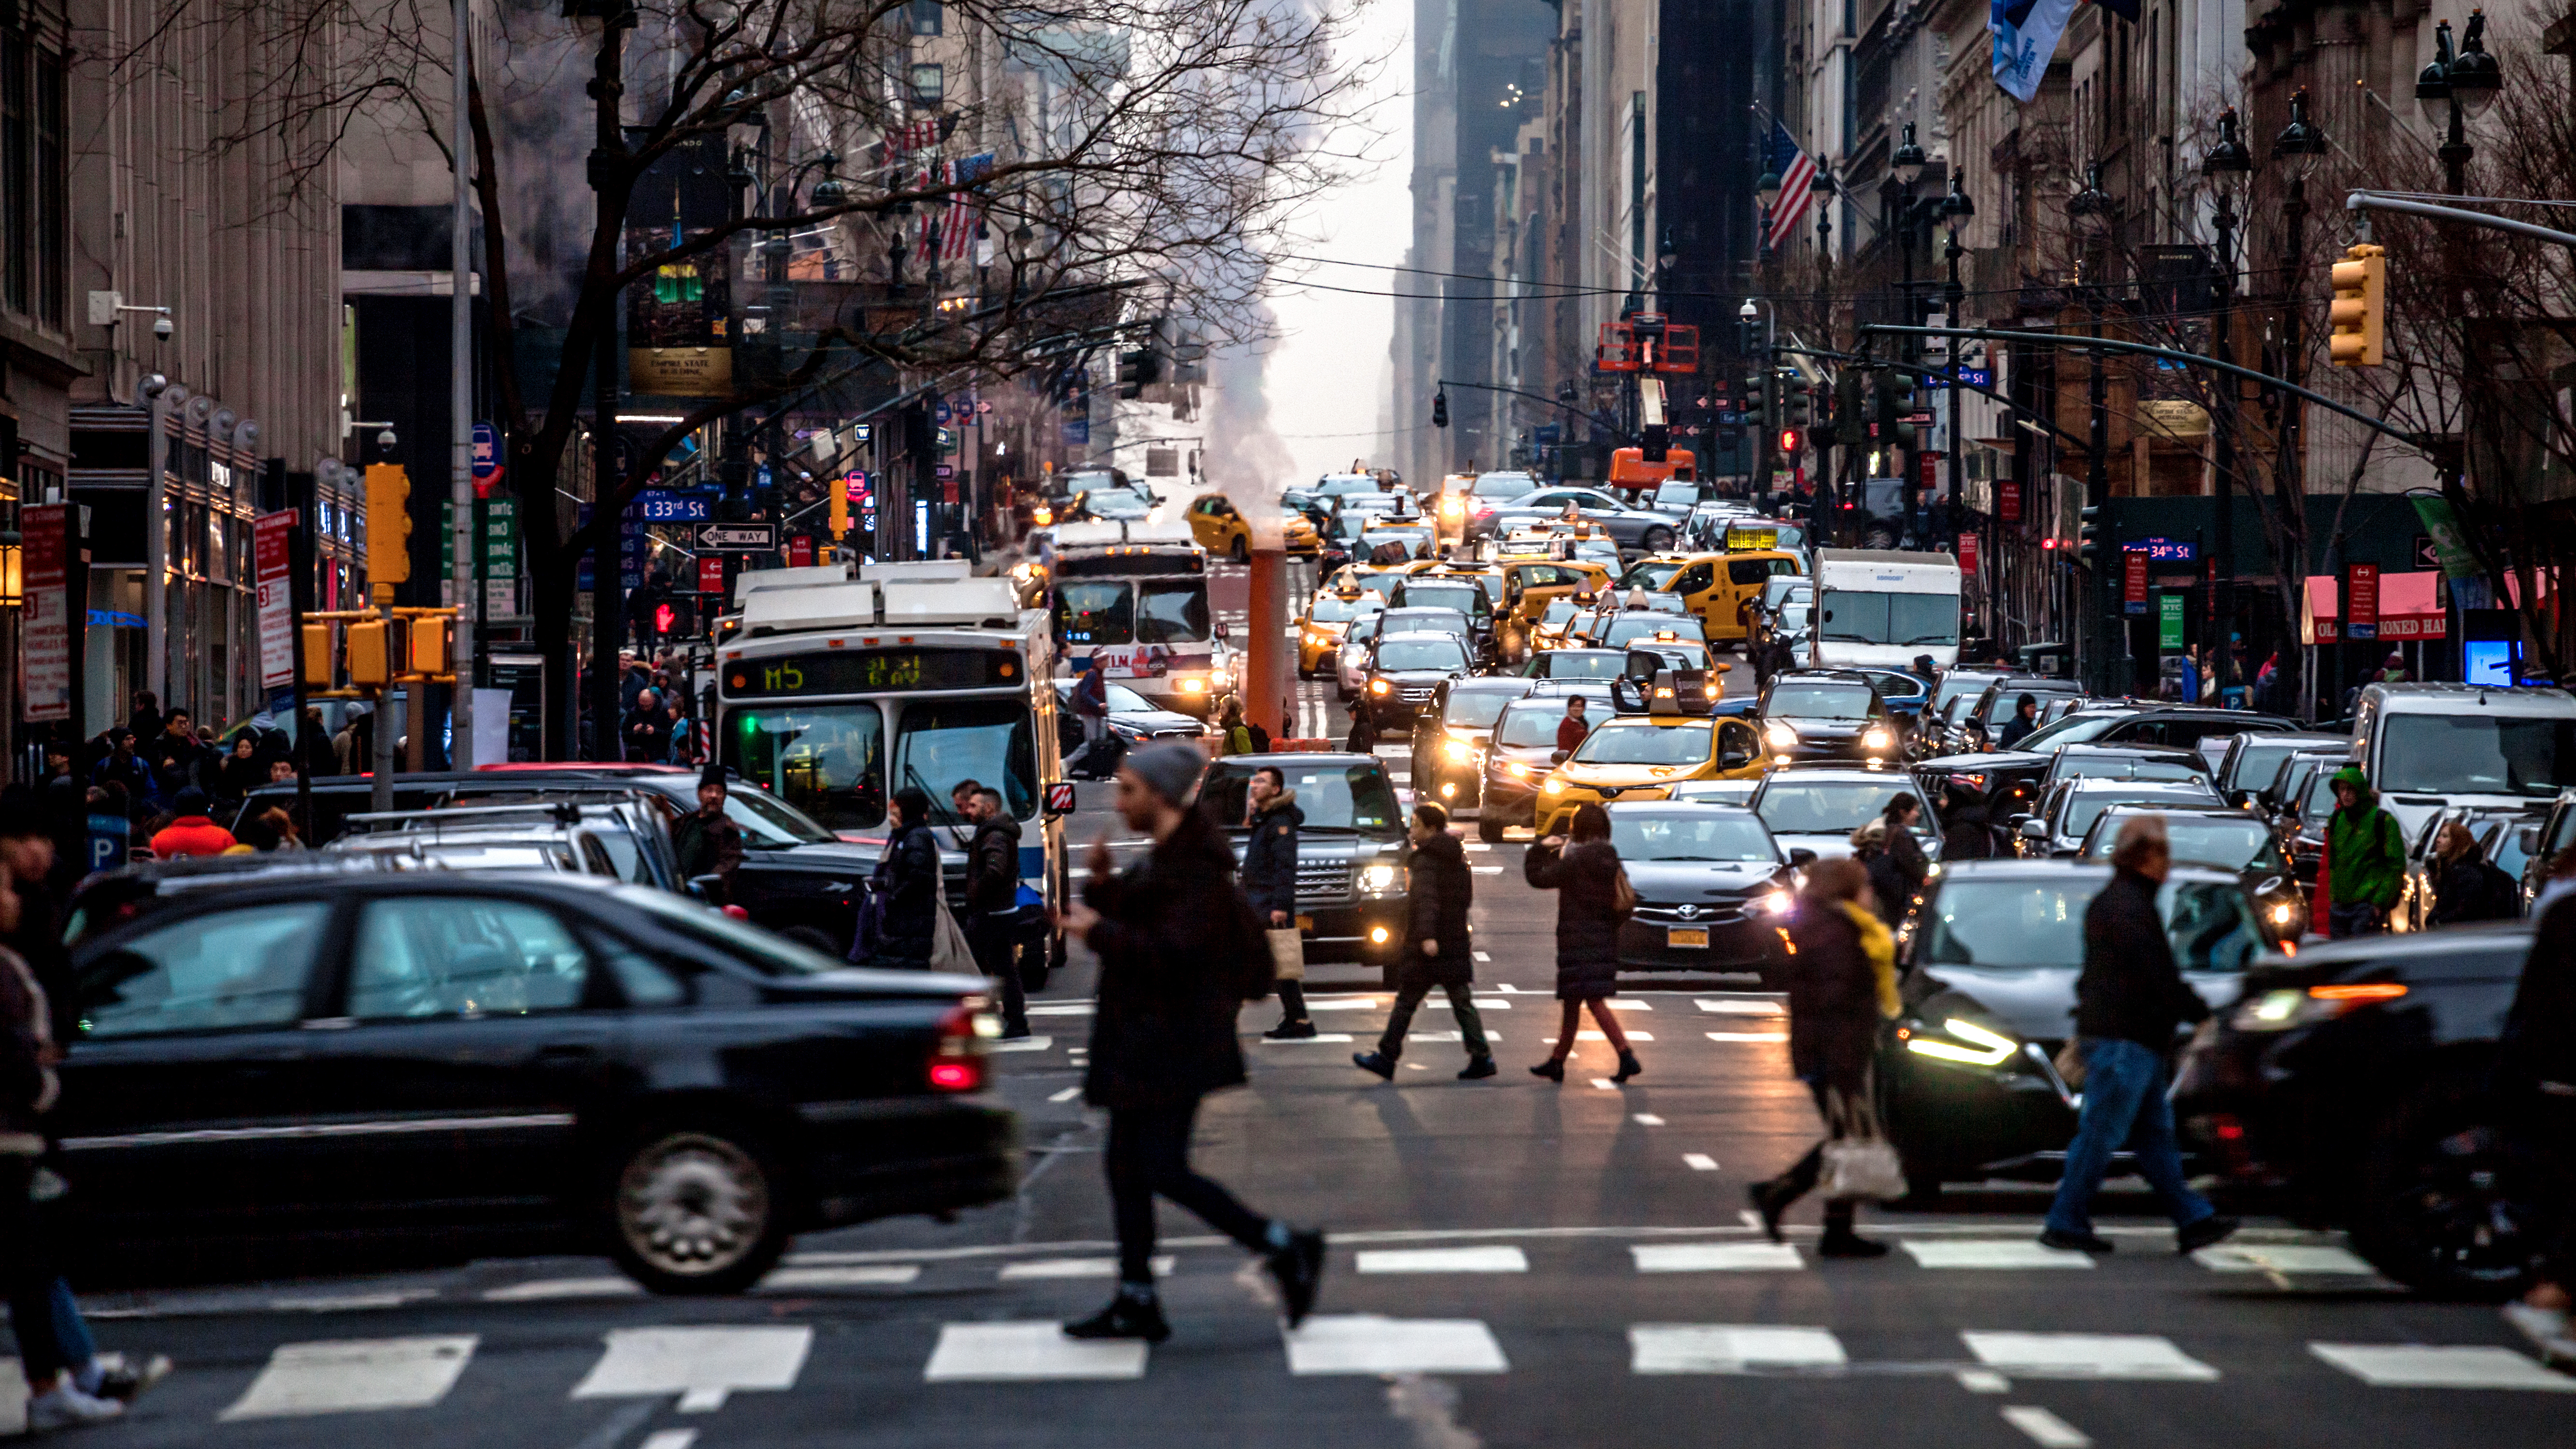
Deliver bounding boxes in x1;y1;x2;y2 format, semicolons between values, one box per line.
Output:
695;523;776;551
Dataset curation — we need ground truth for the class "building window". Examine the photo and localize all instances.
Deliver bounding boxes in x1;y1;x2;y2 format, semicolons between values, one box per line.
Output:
0;23;62;330
908;0;942;36
909;62;944;106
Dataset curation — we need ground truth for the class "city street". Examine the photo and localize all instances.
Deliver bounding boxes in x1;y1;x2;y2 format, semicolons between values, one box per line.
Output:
12;560;2571;1449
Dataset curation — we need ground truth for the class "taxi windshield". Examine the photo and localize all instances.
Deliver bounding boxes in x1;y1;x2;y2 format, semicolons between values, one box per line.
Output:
1573;722;1712;766
1310;594;1379;624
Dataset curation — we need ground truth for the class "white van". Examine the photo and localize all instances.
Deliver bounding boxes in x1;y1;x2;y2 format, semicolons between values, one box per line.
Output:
2351;682;2576;842
1811;548;1963;670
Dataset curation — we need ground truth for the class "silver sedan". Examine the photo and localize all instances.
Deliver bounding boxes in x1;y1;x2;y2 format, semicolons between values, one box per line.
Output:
1475;485;1681;551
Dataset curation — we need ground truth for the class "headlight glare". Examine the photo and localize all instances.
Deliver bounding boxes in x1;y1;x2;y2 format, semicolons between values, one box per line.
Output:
1756;889;1793;916
1863;727;1893;751
1902;1017;2018;1066
1360;863;1402;892
1543;778;1566;794
1765;721;1798;747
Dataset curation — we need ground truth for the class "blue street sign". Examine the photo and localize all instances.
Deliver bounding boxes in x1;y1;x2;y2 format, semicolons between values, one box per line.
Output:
471;421;501;481
634;489;717;522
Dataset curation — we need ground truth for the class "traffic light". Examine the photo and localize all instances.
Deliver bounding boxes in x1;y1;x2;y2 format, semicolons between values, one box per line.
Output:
1741;373;1766;428
828;476;851;538
1115;344;1163;399
1835;373;1866;444
346;618;392;687
1432;388;1450;428
408;614;454;676
1778;427;1801;455
364;463;412;584
2078;506;2106;569
302;622;335;687
2329;243;2386;368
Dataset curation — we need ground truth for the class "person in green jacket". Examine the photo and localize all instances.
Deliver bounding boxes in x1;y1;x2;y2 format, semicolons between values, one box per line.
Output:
2326;765;2404;938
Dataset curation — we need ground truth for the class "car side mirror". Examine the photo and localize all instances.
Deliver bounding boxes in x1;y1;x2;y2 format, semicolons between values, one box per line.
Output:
1788;848;1818;867
686;873;723;902
2520;825;2542;855
2019;819;2047;839
1719;748;1751;770
1551;749;1570;765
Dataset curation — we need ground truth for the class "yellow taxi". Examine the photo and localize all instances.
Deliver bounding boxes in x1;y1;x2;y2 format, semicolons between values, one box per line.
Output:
1187;493;1325;559
1537;703;1767;837
1295;587;1385;679
1496;557;1614;660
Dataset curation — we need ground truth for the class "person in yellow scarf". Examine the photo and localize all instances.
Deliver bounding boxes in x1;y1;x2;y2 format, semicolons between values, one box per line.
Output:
1749;856;1903;1256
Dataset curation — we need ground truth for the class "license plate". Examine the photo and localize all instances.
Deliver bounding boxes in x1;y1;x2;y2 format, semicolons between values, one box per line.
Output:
1295;915;1314;931
1667;927;1710;948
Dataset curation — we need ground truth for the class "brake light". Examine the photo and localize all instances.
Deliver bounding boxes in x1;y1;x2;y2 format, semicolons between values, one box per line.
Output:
2308;982;2406;1002
929;998;995;1092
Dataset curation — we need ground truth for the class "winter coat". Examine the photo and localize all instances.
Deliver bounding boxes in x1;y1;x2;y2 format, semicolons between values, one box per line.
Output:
1886;824;1930;896
2072;866;2210;1048
1940;802;1996;861
1780;897;1899;1090
964;816;1021;915
0;945;57;1156
1082;808;1270;1108
2429;850;2519;927
1855;843;1907;928
1997;711;2039;748
1523;837;1623;999
2325;768;2405;909
149;815;238;859
1400;831;1476;988
672;808;745;888
1239;794;1304;923
2499;893;2576;1094
872;822;942;965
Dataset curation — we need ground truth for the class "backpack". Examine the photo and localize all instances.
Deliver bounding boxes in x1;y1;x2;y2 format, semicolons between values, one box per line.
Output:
1247;720;1272;753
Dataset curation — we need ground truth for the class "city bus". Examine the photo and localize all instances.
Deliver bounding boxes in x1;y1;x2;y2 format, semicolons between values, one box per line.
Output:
1046;518;1235;717
714;573;1066;964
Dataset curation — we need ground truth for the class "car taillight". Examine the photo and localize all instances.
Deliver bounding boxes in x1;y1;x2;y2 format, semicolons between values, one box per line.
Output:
930;998;996;1093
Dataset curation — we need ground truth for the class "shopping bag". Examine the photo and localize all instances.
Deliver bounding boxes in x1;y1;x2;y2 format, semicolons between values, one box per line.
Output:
1820;1083;1907;1201
1267;926;1306;981
929;896;978;975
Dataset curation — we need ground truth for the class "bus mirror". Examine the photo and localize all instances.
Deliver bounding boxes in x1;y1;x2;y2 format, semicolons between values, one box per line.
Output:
1044;782;1077;817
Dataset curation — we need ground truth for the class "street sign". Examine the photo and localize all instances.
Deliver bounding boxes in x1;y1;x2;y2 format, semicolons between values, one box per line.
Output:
2158;594;2186;650
2131;537;2197;564
2345;562;2381;639
18;504;69;721
695;522;777;551
2124;552;2149;614
255;511;298;691
935;400;954;424
788;536;815;568
2413;533;2438;570
697;555;725;595
1998;481;2021;524
635;489;717;522
1957;531;1978;574
471;421;502;496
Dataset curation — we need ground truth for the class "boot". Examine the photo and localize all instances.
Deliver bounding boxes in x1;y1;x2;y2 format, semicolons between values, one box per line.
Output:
1457;1054;1497;1080
1528;1057;1566;1082
1064;1286;1172;1343
1352;1051;1396;1080
1746;1180;1789;1245
1817;1203;1888;1258
1265;1226;1328;1329
1612;1050;1644;1083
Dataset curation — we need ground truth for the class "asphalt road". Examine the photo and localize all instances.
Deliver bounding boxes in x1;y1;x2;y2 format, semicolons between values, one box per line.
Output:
16;557;2574;1447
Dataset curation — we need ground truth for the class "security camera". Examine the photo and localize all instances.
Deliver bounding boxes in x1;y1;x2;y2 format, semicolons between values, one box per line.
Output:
377;427;398;450
151;314;172;341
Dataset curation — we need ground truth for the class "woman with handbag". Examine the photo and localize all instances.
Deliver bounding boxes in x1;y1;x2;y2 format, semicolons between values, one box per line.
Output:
1749;856;1901;1257
1240;767;1315;1039
858;787;941;968
1523;803;1642;1083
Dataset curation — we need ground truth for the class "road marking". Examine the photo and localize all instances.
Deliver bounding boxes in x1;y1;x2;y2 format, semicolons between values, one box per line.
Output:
1408;1029;1503;1042
1696;998;1785;1015
1356;1246;1529;1273
1283;1316;1509;1375
1471;865;1505;873
1546;1031;1652;1041
2193;1244;2377;1276
998;1256;1174;1280
1303;999;1387;1011
1027;1002;1095;1016
1473;951;1492;962
572;1326;814;1411
265;1291;439;1312
2309;1343;2576;1390
1048;1087;1082;1103
1632;1243;1801;1273
1901;1241;2097;1270
1962;1332;2218;1380
1590;1078;1619;1089
924;1322;1148;1381
640;1433;699;1449
1260;1033;1355;1043
1604;999;1654;1010
1632;1113;1665;1125
2000;1406;2092;1448
1955;1369;2011;1393
990;1036;1053;1053
760;1265;921;1291
482;1277;640;1303
221;1336;478;1420
1681;1153;1719;1171
1629;1324;1844;1374
1706;1031;1790;1043
1465;843;1493;852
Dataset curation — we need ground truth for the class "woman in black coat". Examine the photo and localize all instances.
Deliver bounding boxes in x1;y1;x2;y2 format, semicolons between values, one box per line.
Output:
1352;803;1492;1079
1523;802;1641;1082
1750;856;1899;1256
866;787;941;966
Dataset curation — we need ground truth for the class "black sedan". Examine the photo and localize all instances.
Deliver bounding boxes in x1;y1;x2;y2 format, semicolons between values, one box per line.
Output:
1878;859;2265;1199
56;868;1014;1293
2078;805;2308;942
1409;675;1535;814
1606;803;1799;974
1755;673;1900;764
2173;922;2538;1298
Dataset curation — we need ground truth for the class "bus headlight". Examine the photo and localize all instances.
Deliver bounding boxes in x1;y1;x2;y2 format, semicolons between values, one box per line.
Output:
1180;678;1208;693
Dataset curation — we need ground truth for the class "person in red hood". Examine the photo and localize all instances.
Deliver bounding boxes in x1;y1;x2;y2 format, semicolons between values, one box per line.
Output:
147;788;236;859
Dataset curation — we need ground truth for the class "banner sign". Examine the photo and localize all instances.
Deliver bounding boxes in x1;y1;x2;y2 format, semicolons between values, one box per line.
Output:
255;510;298;691
2345;563;2381;640
2158;593;2186;650
1998;480;2021;524
18;503;69;721
2123;551;2149;614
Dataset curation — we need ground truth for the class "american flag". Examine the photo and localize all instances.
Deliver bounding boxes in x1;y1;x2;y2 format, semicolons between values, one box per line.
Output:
890;117;941;154
1762;119;1818;255
923;153;995;260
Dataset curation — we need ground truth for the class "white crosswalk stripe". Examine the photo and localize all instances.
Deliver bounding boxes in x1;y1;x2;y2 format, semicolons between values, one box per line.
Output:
1902;1240;2097;1270
572;1326;813;1411
1962;1332;2219;1381
1355;1247;1528;1273
1283;1316;1510;1375
1629;1324;1845;1374
1632;1243;1801;1273
2309;1343;2576;1390
925;1323;1148;1381
221;1336;478;1420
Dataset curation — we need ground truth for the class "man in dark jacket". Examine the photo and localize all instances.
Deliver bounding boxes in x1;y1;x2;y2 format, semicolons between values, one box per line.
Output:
1240;767;1314;1039
1940;783;1997;860
88;730;152;823
863;787;942;966
145;709;207;807
670;766;744;902
2040;814;2239;1256
1057;742;1324;1343
1997;693;2040;748
1353;803;1493;1080
962;786;1029;1037
621;688;673;763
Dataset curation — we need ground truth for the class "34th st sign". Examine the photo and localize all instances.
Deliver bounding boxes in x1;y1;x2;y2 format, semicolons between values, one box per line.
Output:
695;523;776;551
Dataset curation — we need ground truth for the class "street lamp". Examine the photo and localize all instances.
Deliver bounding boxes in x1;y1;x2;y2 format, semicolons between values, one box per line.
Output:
2272;88;2329;629
1939;171;1975;609
2203;106;2255;690
1891;122;1928;188
2419;11;2502;194
2064;162;2115;689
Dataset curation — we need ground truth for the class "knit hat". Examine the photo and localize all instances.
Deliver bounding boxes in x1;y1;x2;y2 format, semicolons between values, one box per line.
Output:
1124;741;1206;806
698;761;727;792
1849;818;1889;851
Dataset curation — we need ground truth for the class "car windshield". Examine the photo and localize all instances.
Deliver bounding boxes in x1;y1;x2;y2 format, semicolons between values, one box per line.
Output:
1672;779;1761;804
892;698;1039;822
1311;594;1378;624
1601;616;1688;646
2377;713;2576;796
1384;609;1468;637
1200;763;1401;832
1495;701;1574;745
1444;690;1522;728
1756;780;1925;834
2085;817;2281;871
1541;652;1628;680
1473;473;1537;497
1653;482;1703;508
1377;638;1468;672
2225;737;2320;794
1931;675;2000;713
1055;680;1161;714
2488;819;2539;879
2064;787;2218;840
722;785;841;845
1612;811;1779;862
1820;590;1959;646
1399;584;1481;614
1541;599;1584;625
1053;581;1134;646
1573;723;1711;766
1137;580;1211;643
2298;769;2339;820
1985;690;2078;726
1619;560;1686;592
1083;491;1151;518
1768;683;1875;720
729;702;886;829
1917;876;2263;972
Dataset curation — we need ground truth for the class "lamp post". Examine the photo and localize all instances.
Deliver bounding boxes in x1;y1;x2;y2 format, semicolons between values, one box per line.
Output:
2272;90;2328;699
2418;12;2501;197
2066;162;2115;689
1939;171;1975;617
2204;106;2253;695
1812;164;1838;542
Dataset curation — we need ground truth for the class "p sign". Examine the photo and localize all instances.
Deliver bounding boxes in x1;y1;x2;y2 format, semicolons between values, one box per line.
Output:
1044;782;1077;817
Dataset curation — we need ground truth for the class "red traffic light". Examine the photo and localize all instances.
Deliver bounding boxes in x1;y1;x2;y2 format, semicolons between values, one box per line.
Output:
1777;427;1801;453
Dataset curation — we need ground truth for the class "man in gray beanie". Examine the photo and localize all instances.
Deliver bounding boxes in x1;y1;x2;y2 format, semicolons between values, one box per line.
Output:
1055;742;1326;1341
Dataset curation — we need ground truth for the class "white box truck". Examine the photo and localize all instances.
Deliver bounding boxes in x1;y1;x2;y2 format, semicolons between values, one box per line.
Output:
1811;548;1963;671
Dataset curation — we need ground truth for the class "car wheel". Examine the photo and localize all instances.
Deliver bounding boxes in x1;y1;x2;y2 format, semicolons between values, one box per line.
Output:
780;924;840;957
1642;526;1674;553
1232;536;1249;564
1477;811;1505;843
605;1122;790;1296
2349;1077;2536;1300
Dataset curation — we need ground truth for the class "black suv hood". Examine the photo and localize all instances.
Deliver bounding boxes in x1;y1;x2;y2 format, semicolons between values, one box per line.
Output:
1910;962;2236;1041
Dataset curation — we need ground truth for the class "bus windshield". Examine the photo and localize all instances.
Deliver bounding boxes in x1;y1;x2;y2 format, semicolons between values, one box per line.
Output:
1820;589;1960;646
1054;582;1134;646
1137;580;1211;643
730;703;886;829
893;699;1040;821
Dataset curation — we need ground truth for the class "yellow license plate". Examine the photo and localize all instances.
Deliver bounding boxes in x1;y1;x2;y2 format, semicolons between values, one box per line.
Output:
1667;927;1710;948
1295;915;1314;931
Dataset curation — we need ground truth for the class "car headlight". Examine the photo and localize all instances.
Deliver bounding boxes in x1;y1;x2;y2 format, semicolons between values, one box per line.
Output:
2231;981;2406;1032
1543;778;1566;794
1370;679;1391;695
1755;889;1793;916
1505;761;1531;778
2268;900;2298;927
1901;1017;2019;1066
1863;727;1893;751
1180;678;1207;693
1446;738;1473;761
1360;863;1403;893
1765;721;1798;748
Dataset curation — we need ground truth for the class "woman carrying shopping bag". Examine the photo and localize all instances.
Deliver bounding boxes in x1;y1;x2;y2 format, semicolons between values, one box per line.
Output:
1748;856;1902;1257
1523;803;1642;1083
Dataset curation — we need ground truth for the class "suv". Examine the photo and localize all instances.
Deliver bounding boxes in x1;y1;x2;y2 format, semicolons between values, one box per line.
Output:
2016;777;2225;857
1199;754;1412;981
327;800;677;885
1755;671;1897;764
1409;676;1535;816
1361;630;1475;724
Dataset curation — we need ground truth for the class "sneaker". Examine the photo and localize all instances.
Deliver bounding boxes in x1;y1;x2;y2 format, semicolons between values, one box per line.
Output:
1266;1228;1327;1329
2038;1228;2117;1255
2175;1214;2242;1255
26;1384;124;1431
1351;1051;1396;1080
1263;1019;1319;1040
1456;1055;1497;1080
90;1355;173;1403
2503;1302;2576;1366
1063;1293;1171;1344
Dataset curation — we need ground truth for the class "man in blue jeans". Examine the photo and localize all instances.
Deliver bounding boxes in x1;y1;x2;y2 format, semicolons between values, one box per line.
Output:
2041;814;2242;1256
